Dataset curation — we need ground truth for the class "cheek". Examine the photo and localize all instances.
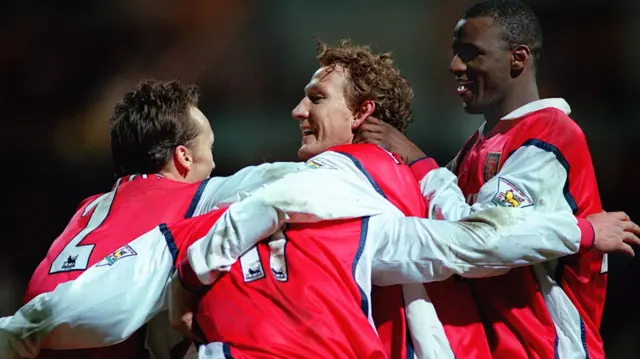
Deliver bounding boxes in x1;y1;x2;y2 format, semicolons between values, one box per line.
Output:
195;147;213;164
325;118;353;143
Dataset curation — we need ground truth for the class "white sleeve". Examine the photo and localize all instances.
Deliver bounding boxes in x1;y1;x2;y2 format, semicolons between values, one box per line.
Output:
191;162;308;215
249;151;395;221
0;228;175;358
419;145;573;220
186;151;396;286
186;196;288;286
368;206;582;286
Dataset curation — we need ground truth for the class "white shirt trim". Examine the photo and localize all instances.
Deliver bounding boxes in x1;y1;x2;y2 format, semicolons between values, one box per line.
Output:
501;98;571;120
477;98;572;135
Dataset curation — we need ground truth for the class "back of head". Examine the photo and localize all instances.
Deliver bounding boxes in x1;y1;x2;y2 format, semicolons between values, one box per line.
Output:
109;80;200;177
316;39;414;132
464;0;543;68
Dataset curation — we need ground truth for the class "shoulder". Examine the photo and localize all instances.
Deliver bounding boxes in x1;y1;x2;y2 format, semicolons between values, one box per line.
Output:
516;107;586;143
506;108;594;171
75;193;104;211
309;144;404;183
329;143;402;163
324;144;404;177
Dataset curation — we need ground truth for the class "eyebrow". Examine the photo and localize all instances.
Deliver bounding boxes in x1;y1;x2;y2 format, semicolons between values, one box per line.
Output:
304;84;313;93
305;83;325;95
453;40;480;51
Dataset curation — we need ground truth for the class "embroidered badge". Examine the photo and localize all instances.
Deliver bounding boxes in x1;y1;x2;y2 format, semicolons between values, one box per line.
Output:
483;152;502;181
305;158;337;169
96;244;137;267
491;177;533;208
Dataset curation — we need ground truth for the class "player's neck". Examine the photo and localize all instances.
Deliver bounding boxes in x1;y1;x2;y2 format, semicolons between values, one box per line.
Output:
482;82;539;132
158;168;188;182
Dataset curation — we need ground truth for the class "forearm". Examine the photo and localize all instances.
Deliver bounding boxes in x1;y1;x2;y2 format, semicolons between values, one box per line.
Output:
182;154;392;289
183;196;286;288
194;162;307;215
411;146;595;251
371;207;583;286
0;230;174;356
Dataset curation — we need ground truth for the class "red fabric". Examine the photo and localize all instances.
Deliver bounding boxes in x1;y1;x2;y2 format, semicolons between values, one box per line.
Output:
26;175;206;359
191;144;426;358
431;108;605;359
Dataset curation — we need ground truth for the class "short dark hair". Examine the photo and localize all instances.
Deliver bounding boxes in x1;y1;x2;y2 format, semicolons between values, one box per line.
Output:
463;0;543;66
109;79;200;177
316;39;414;133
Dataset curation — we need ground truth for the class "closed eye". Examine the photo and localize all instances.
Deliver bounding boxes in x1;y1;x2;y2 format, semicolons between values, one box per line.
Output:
308;94;323;104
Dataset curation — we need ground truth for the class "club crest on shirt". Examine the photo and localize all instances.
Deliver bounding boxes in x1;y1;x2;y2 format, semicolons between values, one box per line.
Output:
305;158;336;170
483;152;502;181
491;177;533;208
96;244;137;267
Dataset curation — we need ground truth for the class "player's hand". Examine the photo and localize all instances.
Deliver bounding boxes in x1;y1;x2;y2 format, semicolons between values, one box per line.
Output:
168;272;204;343
354;116;427;164
588;211;640;256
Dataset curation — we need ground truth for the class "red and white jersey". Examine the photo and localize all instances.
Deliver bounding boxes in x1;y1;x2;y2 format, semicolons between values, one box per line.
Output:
182;145;591;359
182;144;426;359
0;144;591;359
21;162;306;359
415;99;604;359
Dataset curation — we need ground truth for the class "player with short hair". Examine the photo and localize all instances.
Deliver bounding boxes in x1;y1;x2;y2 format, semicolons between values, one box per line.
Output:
356;1;624;358
23;79;306;359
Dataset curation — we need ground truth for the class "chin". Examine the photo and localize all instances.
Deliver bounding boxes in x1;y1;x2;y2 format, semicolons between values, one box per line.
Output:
299;142;332;160
463;102;483;115
297;147;315;161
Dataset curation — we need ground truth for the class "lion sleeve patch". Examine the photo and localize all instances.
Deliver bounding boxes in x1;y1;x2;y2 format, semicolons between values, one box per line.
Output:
491;177;534;208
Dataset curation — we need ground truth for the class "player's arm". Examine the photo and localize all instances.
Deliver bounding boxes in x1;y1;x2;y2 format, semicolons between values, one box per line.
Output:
409;119;640;256
410;146;570;218
359;113;596;233
176;148;594;289
368;207;585;286
0;228;176;358
178;150;395;289
190;162;308;215
178;147;638;290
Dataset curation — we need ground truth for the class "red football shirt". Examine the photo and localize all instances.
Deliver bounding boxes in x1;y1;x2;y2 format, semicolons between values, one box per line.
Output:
25;174;209;359
173;144;426;359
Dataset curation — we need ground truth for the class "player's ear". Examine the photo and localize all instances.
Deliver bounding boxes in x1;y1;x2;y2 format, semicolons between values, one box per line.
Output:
352;100;375;129
173;145;193;177
511;45;531;72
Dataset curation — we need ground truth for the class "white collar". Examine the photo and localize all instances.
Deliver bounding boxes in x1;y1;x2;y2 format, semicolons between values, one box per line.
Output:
478;98;572;135
501;98;571;120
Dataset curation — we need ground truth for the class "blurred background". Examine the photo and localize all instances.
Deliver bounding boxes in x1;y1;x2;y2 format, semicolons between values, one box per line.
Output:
1;0;638;357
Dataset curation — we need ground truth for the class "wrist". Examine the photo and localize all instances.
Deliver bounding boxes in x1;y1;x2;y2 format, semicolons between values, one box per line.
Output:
577;218;595;253
409;157;439;181
404;148;427;164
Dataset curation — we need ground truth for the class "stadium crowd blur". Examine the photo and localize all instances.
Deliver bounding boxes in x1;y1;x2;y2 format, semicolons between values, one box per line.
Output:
1;0;638;357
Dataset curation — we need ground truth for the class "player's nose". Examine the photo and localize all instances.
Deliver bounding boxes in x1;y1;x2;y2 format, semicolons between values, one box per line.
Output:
449;55;466;75
292;99;309;121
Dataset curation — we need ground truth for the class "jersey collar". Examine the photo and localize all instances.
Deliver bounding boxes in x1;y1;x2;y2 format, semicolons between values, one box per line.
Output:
112;173;164;189
501;98;571;121
477;98;571;136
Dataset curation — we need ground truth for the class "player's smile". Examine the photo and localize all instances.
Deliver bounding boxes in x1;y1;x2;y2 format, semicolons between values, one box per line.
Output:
300;123;317;144
456;79;476;103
